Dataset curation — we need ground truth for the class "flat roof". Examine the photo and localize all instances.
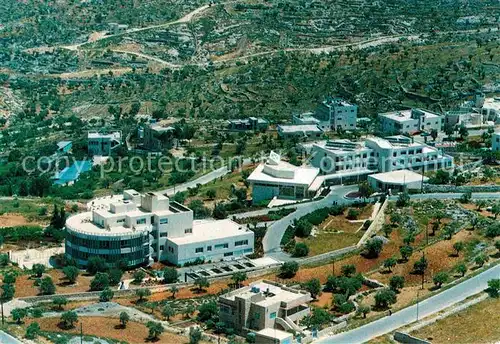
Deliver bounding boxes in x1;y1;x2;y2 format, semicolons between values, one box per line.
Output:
278;124;322;133
256;328;293;340
66;212;140;235
314;139;370;154
88;131;121;139
368;169;429;185
247;161;319;186
379;109;440;122
223;281;306;306
167;219;250;245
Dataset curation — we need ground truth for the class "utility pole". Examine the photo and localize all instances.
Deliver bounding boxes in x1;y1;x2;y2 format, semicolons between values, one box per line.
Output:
421;251;425;290
1;299;4;325
332;258;335;276
80;322;83;344
416;290;420;322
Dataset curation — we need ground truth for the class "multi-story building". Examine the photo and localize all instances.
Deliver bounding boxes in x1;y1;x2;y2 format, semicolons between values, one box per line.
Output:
219;280;311;339
65;190;254;268
378;109;442;135
227;117;269;131
247;151;321;204
142;122;175;152
309;136;453;184
87;131;122;156
277;124;323;140
314;97;358;131
492;132;500;152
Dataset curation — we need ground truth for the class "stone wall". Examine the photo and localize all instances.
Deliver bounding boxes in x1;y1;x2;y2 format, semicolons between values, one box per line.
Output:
394;331;431;344
423;184;500;193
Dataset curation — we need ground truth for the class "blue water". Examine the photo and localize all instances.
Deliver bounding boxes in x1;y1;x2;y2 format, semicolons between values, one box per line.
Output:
53;160;92;185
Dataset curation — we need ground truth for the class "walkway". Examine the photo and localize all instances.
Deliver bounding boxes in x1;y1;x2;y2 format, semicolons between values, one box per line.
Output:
316;264;500;343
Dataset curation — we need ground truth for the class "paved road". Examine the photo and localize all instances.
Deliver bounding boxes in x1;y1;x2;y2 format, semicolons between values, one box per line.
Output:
316;264;500;343
263;185;359;253
0;331;22;344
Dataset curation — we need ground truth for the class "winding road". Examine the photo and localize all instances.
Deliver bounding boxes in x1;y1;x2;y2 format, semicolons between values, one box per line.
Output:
316;263;500;343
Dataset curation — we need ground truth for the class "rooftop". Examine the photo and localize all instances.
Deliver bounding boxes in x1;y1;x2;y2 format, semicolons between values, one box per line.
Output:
88;131;121;140
57;141;72;149
167;219;250;245
379;109;440;122
314;139;370;153
256;328;293;340
369;169;429;185
66;212;143;235
277;124;322;133
247;159;319;186
321;97;355;108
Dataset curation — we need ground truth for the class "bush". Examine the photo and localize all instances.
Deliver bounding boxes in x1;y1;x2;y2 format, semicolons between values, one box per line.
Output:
62;266;79;284
99;288;114;302
108;268;123;286
433;271;449;288
86;256;108;275
197;301;218;322
132;270;146;285
486;278;500;298
389;275;405;292
363;238;383;258
295;219;313;238
413;256;428;275
25;322;40;339
163;267;179;284
90;272;109;291
346;208;360;220
374;289;397;309
32;264;46;278
60;311;78;329
53;296;68;310
189;327;203;344
341;264;356;277
280;261;299;278
292;242;309;257
39;276;56;295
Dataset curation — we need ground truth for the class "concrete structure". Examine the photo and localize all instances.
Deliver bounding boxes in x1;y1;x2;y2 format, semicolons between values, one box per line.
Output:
378;109;442;135
492;132;500;152
227;117;269;131
254;328;293;344
292;112;320;125
309;136;453;184
368;169;429;192
142;122;175;152
65;190;254;268
277;124;323;140
314;97;358;131
87;131;121;156
481;97;500;123
247;151;320;203
56;140;72;154
219;280;311;336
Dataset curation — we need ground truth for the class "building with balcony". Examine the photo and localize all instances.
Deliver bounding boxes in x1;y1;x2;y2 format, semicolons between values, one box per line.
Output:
65;190;254;268
378;108;442;135
314;97;358;131
247;151;320;204
218;280;311;339
87;131;122;156
227;117;269;132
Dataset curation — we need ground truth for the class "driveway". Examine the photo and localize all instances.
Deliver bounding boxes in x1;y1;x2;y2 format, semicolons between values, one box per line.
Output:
316;263;500;343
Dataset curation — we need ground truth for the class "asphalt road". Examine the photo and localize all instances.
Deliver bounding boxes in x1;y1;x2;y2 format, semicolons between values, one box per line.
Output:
316;263;500;343
0;331;22;344
263;185;359;253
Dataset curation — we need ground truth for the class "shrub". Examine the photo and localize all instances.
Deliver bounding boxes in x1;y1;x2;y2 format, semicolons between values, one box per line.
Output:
146;321;164;340
136;288;152;302
62;266;79;284
400;245;413;261
389;275;405;292
341;264;356;277
486;279;500;298
86;256;108;275
132;270;146;285
108;268;123;286
119;312;130;328
280;261;299;278
303;278;321;299
292;242;309;257
383;257;397;272
363;238;383;258
163;267;179;284
99;288;114;302
433;271;449;288
374;289;397;309
53;296;68;310
60;311;78;329
90;272;109;291
39;276;56;295
32;264;46;278
189;327;203;344
25;322;40;339
346;208;360;220
413;256;428;275
197;301;218;322
295;219;313;238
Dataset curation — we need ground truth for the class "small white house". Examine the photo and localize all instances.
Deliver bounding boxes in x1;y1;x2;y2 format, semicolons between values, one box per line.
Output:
368;169;429;192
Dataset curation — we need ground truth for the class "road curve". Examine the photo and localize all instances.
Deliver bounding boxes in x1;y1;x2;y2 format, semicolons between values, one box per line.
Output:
316;263;500;343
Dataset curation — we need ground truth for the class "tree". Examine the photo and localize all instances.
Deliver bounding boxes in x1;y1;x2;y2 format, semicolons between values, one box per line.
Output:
433;271;449;288
280;261;299;278
396;190;410;207
382;224;393;238
132;270;146;285
431;221;440;236
300;307;331;330
185;304;196;318
39;276;56;295
413;256;428;275
163;267;179;284
495;240;500;254
484;223;500;238
99;288;114;302
136;288;152;302
60;311;78;329
453;241;465;257
162;304;175;320
491;203;500;220
363;238;384;258
456;263;467;277
340;264;356;277
189;327;203;344
146;321;164;340
0;253;9;267
25;322;40;339
400;245;413;261
53;296;68;310
212;203;228;219
459;191;472;204
475;254;488;267
374;289;397;309
86;256;108;275
383;257;397;272
170;285;179;299
206;189;216;199
486;278;500;298
357;304;371;318
389;275;405;292
293;242;309;257
294;219;313;237
231;272;247;288
194;277;210;292
197;301;218;322
32;264;45;278
358;182;373;200
108;268;123;286
390;213;403;226
11;308;28;324
1;283;15;301
62;266;79;284
119;312;130;328
3;272;16;284
90;272;110;291
304;278;321;299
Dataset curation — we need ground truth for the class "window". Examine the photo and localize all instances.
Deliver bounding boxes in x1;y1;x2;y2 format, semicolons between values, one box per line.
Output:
270;312;276;319
136;218;146;225
160;245;164;250
159;218;168;224
215;243;229;250
235;240;248;246
195;247;204;253
254;312;260;319
151;216;155;224
160;232;168;237
224;252;233;257
207;246;212;251
185;228;192;234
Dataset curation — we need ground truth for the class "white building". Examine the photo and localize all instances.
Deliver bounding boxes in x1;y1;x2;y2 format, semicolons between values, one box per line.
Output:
378;109;442;135
65;190;254;268
492;132;500;152
482;97;500;123
88;131;122;156
309;136;453;184
247;152;320;204
277;124;323;140
368;169;429;192
314;97;358;131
